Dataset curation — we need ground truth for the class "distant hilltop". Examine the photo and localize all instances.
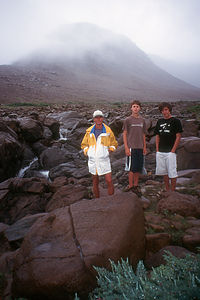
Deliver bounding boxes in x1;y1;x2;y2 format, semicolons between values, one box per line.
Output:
0;22;200;104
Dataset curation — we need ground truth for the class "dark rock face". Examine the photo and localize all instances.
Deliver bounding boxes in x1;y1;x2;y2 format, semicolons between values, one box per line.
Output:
0;177;51;225
0;129;23;182
18;117;44;142
12;193;145;299
39;146;75;169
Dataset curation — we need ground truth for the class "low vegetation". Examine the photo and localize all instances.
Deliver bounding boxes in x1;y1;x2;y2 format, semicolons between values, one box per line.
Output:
183;103;200;120
3;102;49;107
87;252;200;299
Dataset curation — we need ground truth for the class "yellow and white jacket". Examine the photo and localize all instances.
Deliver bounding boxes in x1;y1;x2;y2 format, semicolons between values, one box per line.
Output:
81;123;118;175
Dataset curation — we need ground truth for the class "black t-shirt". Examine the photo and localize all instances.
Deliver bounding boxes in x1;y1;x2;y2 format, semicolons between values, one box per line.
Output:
154;117;183;152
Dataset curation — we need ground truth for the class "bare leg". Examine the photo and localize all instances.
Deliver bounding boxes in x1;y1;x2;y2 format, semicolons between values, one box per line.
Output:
92;175;100;198
171;177;177;191
105;172;114;195
163;175;170;191
128;171;134;188
133;172;140;187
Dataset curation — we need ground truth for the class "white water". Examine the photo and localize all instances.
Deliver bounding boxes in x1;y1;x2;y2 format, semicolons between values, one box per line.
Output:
17;157;38;178
39;170;49;178
59;128;68;141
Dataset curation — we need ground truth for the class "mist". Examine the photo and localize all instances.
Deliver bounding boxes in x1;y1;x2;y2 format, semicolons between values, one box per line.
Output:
1;0;200;64
0;0;200;87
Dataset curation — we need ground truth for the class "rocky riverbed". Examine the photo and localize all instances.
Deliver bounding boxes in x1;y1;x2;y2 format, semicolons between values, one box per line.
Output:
0;101;200;299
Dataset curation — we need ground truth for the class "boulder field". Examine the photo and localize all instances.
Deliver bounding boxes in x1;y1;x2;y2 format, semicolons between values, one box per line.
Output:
0;101;200;299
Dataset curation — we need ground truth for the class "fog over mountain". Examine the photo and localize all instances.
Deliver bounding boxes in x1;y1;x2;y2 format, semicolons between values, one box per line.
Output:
0;23;200;103
150;55;200;89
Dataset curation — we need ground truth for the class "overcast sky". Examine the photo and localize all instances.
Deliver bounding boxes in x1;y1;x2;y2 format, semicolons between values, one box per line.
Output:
0;0;200;65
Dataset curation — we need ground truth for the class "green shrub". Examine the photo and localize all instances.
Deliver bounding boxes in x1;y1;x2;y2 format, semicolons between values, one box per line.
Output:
5;102;49;107
89;252;200;299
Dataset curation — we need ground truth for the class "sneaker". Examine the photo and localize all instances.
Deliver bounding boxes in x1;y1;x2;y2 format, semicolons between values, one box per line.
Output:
132;186;142;197
123;185;134;192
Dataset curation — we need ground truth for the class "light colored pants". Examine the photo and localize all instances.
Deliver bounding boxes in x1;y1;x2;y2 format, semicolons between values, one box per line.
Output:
156;152;177;178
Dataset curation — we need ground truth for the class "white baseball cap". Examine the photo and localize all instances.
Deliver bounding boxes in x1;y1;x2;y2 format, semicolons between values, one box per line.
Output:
93;110;104;118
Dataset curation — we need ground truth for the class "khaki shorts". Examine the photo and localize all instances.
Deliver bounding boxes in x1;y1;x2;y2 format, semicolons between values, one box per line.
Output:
156;152;178;178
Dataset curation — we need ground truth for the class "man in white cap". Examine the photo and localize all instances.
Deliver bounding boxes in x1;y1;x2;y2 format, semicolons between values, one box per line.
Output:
81;110;118;198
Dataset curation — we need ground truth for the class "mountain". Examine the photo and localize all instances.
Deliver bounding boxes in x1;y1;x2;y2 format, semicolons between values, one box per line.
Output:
150;54;200;89
0;22;200;104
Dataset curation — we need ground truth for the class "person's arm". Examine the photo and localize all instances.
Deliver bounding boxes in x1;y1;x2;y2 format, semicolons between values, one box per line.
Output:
123;130;131;156
108;130;118;152
171;133;181;153
143;134;147;155
81;132;89;155
155;135;160;152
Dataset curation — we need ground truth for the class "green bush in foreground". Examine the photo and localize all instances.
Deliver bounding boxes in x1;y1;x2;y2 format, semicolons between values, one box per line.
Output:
88;251;200;299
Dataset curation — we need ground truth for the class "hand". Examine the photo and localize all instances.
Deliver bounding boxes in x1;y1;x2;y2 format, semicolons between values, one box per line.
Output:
143;148;147;155
125;147;131;156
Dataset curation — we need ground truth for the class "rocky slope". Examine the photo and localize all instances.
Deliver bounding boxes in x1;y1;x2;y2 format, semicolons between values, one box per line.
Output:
0;100;200;299
1;23;200;104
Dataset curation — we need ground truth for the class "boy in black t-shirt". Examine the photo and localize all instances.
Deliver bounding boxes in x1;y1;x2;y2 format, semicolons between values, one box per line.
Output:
154;102;183;191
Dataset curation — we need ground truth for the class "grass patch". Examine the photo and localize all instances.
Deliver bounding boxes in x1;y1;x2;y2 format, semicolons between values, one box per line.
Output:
4;102;49;107
182;104;200;119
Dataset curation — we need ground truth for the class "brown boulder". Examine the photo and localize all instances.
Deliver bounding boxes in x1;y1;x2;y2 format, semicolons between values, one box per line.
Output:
43;116;60;139
181;119;199;137
0;250;19;300
157;191;200;218
0;223;11;255
146;233;171;256
183;227;200;252
145;245;194;269
0;131;23;182
0;177;51;224
46;184;89;212
177;137;200;170
12;193;145;299
18;117;43;142
39;146;74;169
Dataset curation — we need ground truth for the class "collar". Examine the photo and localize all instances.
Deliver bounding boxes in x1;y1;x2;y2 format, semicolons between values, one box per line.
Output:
90;123;106;134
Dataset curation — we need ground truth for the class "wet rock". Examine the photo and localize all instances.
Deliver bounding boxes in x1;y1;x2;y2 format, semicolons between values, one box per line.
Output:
18;117;43;142
19;146;35;168
32;141;47;155
0;130;23;182
43;126;53;140
39;146;74;169
43;116;60;139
